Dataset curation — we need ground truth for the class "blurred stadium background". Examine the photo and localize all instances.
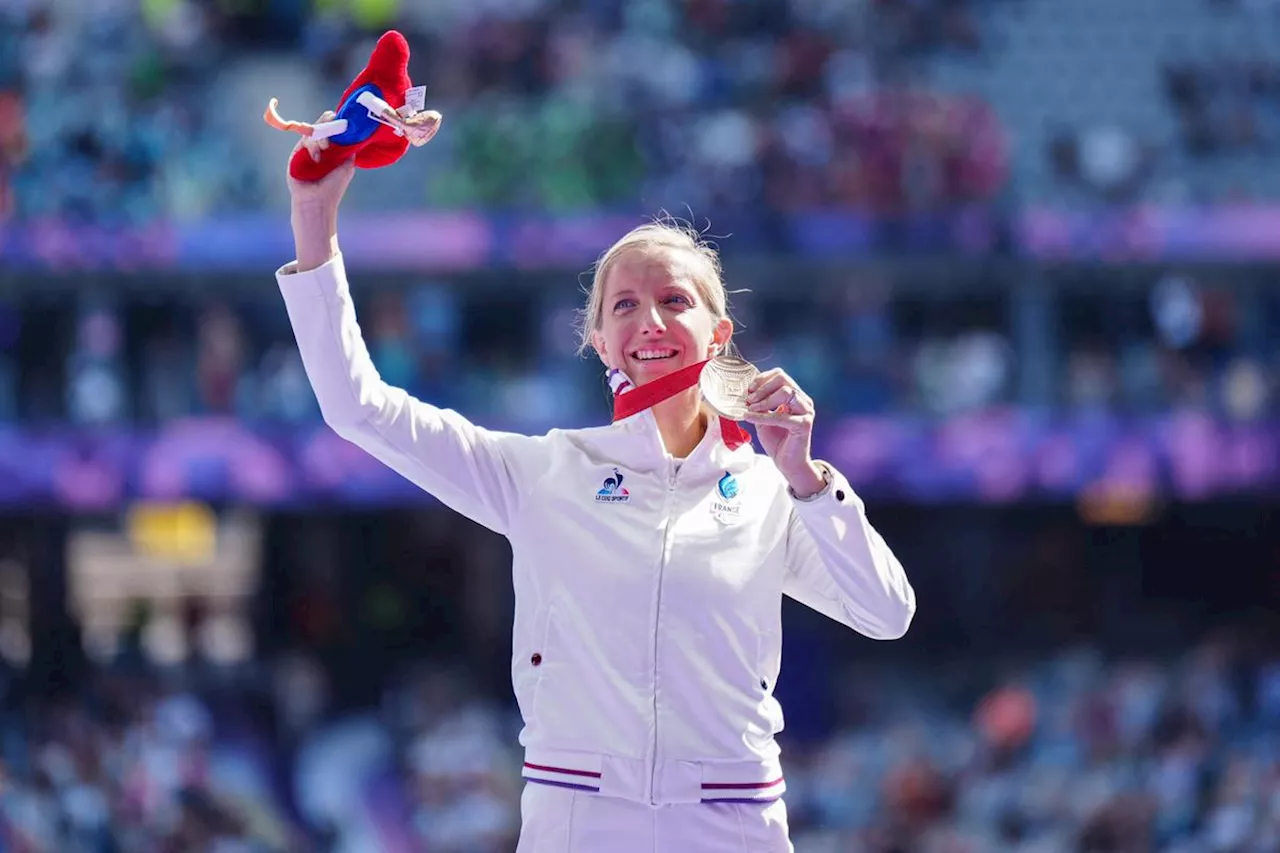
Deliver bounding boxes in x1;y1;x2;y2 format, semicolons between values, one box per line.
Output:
0;0;1279;850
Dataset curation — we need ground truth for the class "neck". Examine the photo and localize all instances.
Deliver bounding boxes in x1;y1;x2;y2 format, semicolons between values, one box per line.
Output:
651;387;707;459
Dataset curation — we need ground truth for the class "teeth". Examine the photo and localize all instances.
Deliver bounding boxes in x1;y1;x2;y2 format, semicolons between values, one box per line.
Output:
633;350;676;361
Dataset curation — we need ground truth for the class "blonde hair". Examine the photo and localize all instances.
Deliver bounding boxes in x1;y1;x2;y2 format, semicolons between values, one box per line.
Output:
576;217;736;357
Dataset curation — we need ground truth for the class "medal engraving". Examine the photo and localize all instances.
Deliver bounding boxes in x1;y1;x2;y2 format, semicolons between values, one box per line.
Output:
700;357;758;420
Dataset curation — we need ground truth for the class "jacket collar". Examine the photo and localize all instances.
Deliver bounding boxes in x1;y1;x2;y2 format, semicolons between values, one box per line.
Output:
601;367;754;478
608;365;753;451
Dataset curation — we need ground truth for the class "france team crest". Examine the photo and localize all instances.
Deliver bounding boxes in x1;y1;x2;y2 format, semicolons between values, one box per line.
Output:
717;472;739;500
712;471;741;521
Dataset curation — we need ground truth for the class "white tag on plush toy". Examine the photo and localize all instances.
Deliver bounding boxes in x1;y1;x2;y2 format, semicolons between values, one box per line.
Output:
403;86;426;115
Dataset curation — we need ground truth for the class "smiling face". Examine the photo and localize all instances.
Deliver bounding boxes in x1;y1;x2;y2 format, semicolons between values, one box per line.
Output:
590;247;733;386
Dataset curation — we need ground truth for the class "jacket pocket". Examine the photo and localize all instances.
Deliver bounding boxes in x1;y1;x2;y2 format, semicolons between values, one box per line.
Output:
756;628;784;732
513;601;556;723
755;627;782;693
529;600;557;717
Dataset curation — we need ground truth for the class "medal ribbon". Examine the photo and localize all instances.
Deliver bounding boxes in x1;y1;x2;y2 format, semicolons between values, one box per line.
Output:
610;360;752;450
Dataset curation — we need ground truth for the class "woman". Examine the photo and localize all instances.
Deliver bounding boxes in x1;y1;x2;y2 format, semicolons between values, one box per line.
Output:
278;124;915;852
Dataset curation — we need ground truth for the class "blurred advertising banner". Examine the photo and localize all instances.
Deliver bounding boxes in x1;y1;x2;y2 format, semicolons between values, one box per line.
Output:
0;410;1273;509
5;206;1280;272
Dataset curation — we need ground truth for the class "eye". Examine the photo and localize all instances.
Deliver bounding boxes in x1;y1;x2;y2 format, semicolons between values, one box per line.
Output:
664;294;693;307
612;298;637;312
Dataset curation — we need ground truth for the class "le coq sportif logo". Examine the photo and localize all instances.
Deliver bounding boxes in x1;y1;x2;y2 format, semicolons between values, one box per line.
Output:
595;468;631;503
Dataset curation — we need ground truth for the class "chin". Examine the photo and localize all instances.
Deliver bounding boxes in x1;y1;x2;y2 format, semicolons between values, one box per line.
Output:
628;357;685;383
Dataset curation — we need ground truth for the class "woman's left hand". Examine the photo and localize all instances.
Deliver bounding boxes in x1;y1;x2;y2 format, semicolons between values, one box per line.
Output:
741;368;825;497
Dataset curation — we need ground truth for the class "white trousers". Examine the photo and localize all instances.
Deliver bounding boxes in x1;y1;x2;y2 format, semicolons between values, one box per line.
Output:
514;782;794;853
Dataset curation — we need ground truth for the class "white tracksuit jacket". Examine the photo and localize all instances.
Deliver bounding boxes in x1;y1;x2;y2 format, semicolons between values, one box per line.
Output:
277;253;916;808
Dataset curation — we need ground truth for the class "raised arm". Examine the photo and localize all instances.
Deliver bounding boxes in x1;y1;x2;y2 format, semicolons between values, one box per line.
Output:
280;139;543;535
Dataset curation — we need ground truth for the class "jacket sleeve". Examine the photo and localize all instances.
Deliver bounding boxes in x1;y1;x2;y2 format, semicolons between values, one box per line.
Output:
781;462;916;640
276;253;545;535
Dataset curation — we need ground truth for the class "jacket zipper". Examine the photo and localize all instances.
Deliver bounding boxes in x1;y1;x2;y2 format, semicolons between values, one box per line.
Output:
648;460;679;804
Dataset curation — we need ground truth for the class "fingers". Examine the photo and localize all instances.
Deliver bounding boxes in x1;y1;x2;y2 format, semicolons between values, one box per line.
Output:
292;138;320;163
749;386;804;415
312;113;336;156
746;370;788;405
747;370;804;410
286;111;356;205
303;136;329;161
746;369;810;415
290;112;338;162
741;409;811;431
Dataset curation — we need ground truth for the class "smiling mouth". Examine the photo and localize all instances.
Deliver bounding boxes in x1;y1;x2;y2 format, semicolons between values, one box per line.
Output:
631;349;679;363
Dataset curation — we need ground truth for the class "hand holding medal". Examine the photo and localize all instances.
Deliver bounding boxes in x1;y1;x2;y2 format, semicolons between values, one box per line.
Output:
614;353;819;492
703;357;822;496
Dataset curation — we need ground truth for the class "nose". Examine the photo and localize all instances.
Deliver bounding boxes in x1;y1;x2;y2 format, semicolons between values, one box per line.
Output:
639;304;666;335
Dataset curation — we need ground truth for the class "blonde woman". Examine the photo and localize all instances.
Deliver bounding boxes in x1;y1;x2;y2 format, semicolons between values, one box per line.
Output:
278;130;915;852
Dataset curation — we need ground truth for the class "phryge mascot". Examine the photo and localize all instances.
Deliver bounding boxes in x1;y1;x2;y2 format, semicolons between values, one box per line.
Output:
264;30;442;182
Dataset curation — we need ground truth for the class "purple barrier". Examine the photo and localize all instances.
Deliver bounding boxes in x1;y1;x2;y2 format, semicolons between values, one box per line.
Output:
1017;204;1280;261
4;205;1278;272
0;410;1275;509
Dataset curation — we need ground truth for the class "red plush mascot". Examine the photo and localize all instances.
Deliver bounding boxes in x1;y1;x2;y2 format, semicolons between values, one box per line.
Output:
264;30;442;182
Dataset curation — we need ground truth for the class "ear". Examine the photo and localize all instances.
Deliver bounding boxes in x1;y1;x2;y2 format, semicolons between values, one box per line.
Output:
710;317;734;355
590;329;612;367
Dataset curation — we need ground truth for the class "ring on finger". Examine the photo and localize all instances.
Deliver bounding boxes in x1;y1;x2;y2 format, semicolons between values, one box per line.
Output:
773;387;799;414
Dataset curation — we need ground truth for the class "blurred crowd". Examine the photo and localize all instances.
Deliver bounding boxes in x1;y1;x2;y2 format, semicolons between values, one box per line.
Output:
0;0;1013;222
5;634;1279;852
784;639;1280;853
0;266;1274;427
1;0;1277;222
1164;55;1280;160
0;0;262;223
0;667;300;853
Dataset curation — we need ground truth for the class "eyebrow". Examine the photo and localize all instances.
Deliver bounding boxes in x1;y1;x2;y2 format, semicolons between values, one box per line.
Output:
609;284;695;300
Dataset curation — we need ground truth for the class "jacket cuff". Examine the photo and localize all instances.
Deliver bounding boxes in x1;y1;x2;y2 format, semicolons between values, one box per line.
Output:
789;461;861;509
275;253;347;295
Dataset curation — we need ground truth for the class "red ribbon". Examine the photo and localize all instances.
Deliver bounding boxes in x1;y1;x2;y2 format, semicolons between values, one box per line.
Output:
611;359;753;451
